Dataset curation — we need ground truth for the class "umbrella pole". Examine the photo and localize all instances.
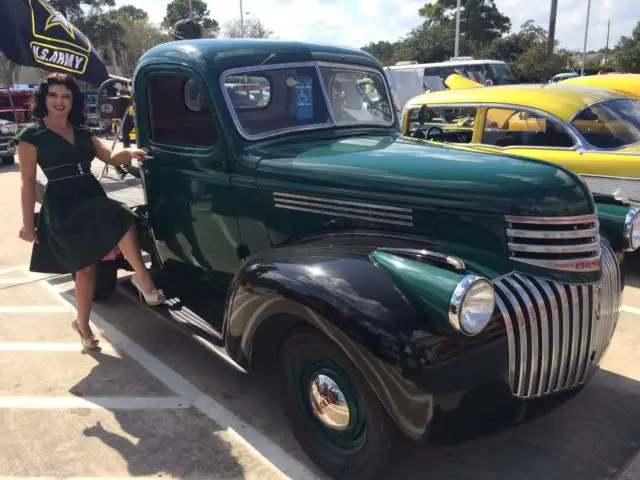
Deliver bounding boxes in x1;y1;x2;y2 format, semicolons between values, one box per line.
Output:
0;61;20;125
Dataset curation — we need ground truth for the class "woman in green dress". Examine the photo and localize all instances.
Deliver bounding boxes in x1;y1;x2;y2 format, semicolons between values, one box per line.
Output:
16;73;165;351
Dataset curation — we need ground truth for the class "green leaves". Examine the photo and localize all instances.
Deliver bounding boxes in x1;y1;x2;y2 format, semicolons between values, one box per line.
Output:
614;21;640;73
162;0;219;35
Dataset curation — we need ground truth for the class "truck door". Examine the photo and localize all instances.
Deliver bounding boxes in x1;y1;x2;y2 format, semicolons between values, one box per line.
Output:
134;67;244;294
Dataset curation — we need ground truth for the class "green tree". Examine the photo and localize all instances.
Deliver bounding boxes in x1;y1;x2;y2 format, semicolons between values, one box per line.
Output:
614;21;640;73
479;21;570;82
362;41;396;65
162;0;219;36
222;16;275;38
115;5;148;22
48;0;114;22
0;54;22;85
419;0;510;51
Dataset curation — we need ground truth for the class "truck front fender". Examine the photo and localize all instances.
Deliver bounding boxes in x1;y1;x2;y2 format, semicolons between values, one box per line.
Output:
221;234;506;440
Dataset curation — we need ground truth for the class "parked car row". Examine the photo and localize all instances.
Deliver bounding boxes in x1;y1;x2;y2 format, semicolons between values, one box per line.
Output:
401;73;640;205
71;39;640;480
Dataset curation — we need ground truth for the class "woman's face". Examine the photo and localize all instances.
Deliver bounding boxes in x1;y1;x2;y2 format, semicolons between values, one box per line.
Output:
45;84;73;119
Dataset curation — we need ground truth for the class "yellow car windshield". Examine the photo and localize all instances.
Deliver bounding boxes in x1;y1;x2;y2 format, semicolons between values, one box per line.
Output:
572;98;640;150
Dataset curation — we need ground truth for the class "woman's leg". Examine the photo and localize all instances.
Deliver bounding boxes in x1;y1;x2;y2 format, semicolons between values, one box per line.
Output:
75;264;96;338
117;224;162;295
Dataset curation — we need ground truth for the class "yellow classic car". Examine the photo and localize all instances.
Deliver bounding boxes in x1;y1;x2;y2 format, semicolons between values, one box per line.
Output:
401;83;640;200
561;73;640;100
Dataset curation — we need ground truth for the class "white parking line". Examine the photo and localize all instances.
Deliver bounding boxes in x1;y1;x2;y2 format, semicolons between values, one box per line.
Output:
0;342;116;352
39;274;320;480
0;396;189;410
0;306;70;313
621;305;640;316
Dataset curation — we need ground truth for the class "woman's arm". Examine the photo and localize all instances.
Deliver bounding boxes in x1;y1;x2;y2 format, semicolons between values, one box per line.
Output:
91;136;147;166
17;141;38;241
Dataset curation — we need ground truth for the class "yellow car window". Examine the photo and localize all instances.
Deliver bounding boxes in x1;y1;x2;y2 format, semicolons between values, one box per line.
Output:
483;107;574;148
406;105;476;144
572;98;640;149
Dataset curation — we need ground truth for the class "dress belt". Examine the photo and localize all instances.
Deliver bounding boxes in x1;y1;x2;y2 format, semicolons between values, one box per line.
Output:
42;162;92;182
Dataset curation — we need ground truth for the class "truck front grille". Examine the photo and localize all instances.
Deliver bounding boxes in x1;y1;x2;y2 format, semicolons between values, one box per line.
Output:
494;241;620;399
505;213;601;272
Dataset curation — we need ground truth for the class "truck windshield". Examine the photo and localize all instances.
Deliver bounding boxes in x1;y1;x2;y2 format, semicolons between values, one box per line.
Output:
572;98;640;149
222;63;394;139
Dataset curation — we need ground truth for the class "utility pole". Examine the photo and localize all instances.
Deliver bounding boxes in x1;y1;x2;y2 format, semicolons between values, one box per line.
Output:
580;0;591;76
240;0;244;37
547;0;558;57
454;0;461;57
603;18;611;66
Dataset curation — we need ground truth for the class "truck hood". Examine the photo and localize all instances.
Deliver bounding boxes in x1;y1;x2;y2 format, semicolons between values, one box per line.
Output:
255;135;593;216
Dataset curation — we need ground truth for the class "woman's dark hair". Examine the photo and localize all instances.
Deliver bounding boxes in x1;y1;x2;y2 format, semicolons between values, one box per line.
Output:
31;73;86;126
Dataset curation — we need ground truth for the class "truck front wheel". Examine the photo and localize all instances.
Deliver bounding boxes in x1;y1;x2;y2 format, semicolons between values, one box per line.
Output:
277;328;406;480
1;155;15;165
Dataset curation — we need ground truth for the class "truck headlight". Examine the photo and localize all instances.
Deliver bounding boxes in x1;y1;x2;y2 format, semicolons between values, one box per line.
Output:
0;126;10;135
449;275;496;335
623;208;640;251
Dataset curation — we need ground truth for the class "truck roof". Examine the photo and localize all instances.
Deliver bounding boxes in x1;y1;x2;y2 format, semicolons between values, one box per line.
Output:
136;38;383;75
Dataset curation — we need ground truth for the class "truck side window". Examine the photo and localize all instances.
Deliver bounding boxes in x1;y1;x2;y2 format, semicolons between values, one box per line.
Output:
148;74;217;147
482;107;574;148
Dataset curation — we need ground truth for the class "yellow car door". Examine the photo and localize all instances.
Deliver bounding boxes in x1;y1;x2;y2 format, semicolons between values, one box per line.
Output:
473;106;640;199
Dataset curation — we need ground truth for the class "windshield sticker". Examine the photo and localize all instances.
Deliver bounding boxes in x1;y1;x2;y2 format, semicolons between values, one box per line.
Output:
294;76;313;121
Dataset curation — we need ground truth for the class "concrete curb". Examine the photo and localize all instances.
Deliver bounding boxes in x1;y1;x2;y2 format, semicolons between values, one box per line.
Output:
616;448;640;480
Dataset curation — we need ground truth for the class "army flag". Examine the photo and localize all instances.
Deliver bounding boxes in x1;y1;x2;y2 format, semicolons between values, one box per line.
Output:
0;0;110;85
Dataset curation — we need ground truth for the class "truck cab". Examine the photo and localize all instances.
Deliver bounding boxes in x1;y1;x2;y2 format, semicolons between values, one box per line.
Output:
108;38;640;479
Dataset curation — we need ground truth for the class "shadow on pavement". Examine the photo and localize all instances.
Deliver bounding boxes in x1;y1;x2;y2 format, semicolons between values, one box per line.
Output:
69;349;248;479
389;370;640;480
623;252;640;289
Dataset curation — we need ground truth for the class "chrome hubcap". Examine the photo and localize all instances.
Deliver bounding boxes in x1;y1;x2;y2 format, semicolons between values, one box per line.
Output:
309;374;350;430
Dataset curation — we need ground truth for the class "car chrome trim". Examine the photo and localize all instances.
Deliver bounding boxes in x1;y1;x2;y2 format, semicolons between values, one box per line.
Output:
507;240;601;254
506;226;599;239
581;175;640;204
510;256;602;272
505;213;601;272
309;374;350;430
505;213;598;224
375;247;466;271
273;192;414;227
448;274;492;335
623;207;640;251
494;241;620;399
274;191;413;212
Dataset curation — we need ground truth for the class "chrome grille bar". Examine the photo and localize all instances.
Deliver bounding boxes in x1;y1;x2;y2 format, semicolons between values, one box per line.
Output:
494;241;621;399
505;213;601;272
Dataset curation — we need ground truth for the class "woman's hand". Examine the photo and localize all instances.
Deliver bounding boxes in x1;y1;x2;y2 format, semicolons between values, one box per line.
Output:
19;225;38;243
129;148;149;162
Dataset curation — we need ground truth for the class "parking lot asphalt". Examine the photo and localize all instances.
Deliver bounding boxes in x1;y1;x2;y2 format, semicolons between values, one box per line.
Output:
0;157;639;479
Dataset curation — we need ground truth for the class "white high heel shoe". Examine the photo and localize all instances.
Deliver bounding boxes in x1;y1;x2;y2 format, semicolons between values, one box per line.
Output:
131;275;165;306
71;320;99;350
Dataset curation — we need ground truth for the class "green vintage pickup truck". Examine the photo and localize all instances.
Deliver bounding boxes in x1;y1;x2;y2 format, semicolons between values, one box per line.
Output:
94;39;639;479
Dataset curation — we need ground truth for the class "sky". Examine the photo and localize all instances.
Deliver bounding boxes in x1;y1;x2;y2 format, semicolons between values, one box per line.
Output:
114;0;638;53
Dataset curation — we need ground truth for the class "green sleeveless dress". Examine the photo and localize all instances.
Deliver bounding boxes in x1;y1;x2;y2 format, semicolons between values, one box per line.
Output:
15;121;136;274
